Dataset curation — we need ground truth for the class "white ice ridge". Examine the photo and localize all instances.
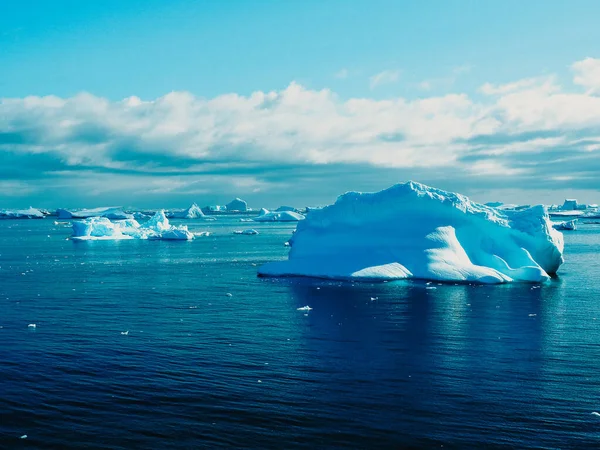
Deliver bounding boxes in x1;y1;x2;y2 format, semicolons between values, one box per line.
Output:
253;209;305;222
258;181;564;284
0;207;45;219
71;210;195;241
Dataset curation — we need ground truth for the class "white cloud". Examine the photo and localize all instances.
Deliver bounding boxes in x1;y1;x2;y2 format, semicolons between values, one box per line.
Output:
3;57;600;203
334;68;349;79
572;57;600;94
369;70;400;89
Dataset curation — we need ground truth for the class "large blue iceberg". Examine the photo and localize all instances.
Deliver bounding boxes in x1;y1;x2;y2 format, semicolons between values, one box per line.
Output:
258;181;564;284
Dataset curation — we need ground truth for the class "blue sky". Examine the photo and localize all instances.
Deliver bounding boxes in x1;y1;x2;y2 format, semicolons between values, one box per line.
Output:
1;0;600;208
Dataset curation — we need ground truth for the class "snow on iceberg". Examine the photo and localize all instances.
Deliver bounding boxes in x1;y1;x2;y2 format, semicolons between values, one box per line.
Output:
71;211;194;241
0;207;45;219
258;181;564;284
253;210;305;222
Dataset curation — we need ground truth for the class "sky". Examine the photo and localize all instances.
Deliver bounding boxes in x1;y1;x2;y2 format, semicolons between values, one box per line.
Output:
2;0;600;209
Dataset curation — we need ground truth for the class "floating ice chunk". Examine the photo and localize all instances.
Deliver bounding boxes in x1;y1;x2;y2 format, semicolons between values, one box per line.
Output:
253;211;305;222
592;412;600;417
239;218;254;222
233;229;259;235
552;219;577;231
0;207;45;219
193;231;211;237
226;293;233;297
28;324;36;328
121;330;129;335
20;435;27;439
297;306;313;311
259;181;564;284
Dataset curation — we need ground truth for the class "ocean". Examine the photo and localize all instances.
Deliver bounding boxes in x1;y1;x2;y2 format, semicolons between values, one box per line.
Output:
1;217;600;449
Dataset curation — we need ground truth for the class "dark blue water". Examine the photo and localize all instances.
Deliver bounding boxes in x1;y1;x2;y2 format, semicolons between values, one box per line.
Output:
1;218;600;449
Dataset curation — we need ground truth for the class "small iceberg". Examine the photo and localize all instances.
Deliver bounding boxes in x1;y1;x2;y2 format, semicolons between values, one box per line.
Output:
297;306;313;311
253;209;305;222
168;203;216;220
233;229;259;235
552;219;577;231
258;181;564;284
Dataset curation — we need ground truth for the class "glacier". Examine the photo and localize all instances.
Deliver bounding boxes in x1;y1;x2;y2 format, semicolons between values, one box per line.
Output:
71;211;194;241
258;181;564;284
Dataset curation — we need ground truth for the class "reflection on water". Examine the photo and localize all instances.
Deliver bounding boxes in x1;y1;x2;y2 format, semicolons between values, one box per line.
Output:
1;219;600;448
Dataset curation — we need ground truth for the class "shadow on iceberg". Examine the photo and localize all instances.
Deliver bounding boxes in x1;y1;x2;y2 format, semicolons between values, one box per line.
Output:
258;181;564;284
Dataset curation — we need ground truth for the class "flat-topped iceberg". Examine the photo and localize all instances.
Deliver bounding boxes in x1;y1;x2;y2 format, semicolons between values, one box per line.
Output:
253;210;305;222
0;207;45;219
71;211;194;241
57;207;132;220
258;181;564;284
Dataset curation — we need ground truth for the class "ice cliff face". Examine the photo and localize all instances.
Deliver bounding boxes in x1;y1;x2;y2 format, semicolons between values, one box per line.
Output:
258;181;564;284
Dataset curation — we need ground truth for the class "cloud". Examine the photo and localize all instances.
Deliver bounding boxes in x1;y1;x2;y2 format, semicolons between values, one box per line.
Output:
334;68;349;79
3;57;600;207
572;57;600;94
369;70;400;89
418;65;472;91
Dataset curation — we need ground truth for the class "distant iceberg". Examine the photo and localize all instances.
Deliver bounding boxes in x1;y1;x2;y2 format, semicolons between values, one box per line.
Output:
258;181;564;284
168;203;216;220
552;219;577;231
0;207;45;219
226;198;248;212
233;229;259;235
275;205;299;213
71;211;194;241
56;207;132;220
253;210;305;222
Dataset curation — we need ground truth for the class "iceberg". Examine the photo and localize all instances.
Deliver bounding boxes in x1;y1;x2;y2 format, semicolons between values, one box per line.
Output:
56;207;132;220
71;211;194;241
276;205;299;212
226;198;248;212
168;203;216;220
258;181;564;284
253;210;305;222
552;219;577;231
0;207;45;219
233;229;259;235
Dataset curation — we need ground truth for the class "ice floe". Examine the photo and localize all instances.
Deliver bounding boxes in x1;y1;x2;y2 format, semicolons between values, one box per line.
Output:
259;181;564;284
